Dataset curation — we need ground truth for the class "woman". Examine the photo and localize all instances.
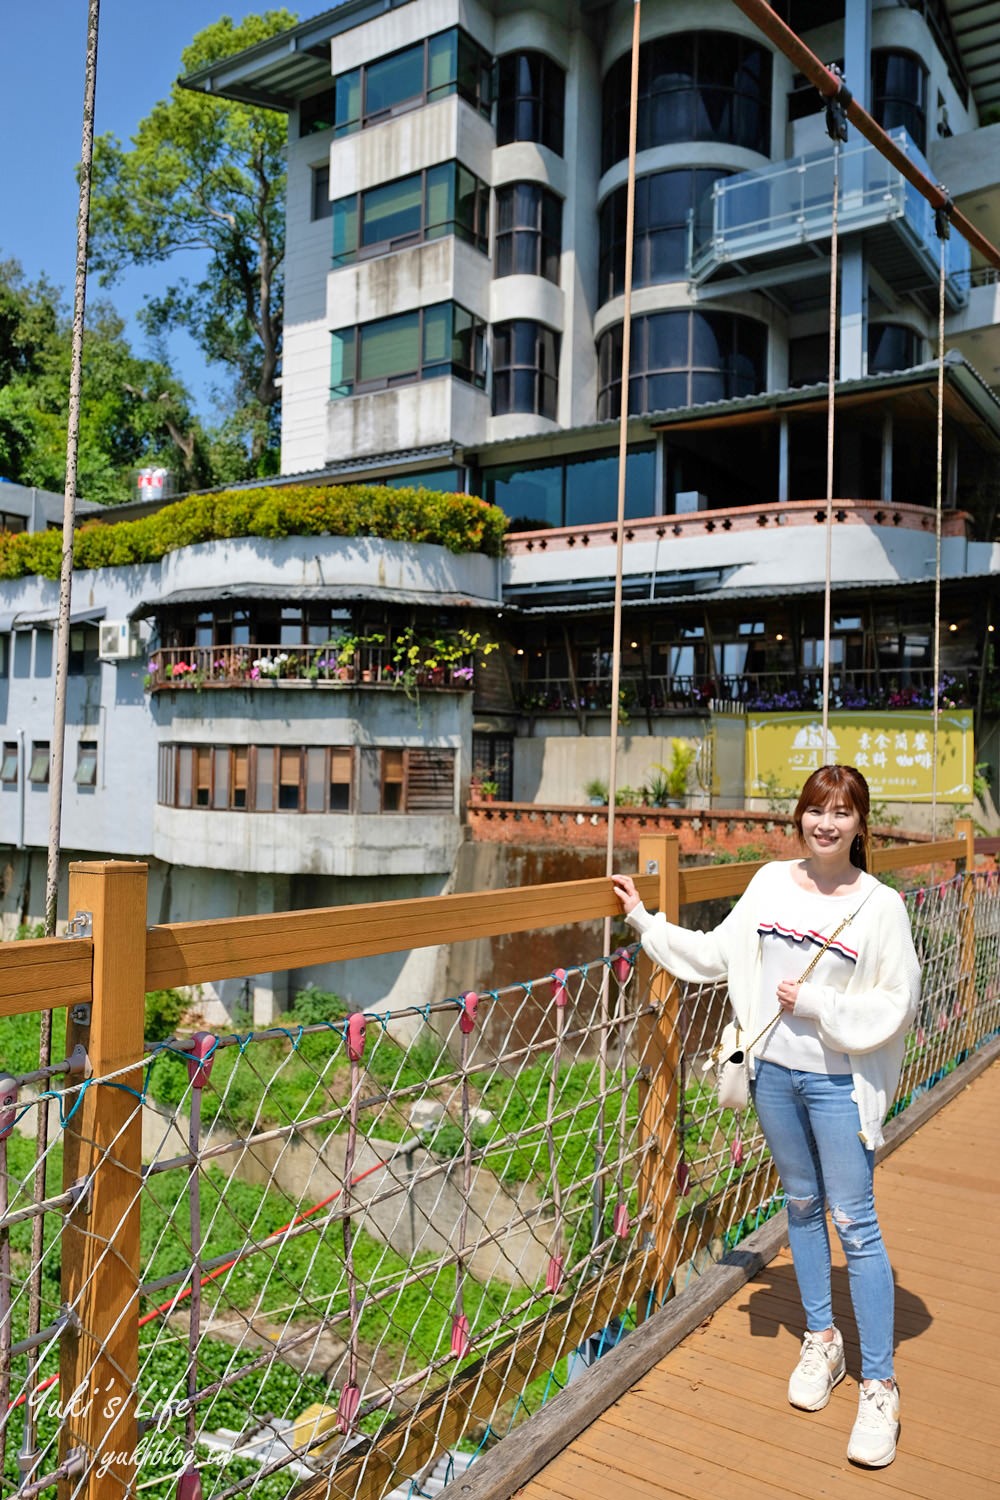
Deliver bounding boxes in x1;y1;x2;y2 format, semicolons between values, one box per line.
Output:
612;764;919;1468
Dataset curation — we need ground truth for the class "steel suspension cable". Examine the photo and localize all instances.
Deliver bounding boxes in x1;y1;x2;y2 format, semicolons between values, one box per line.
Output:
821;135;841;764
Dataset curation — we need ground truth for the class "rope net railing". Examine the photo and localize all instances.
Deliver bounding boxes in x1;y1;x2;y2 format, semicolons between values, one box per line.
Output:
1;867;997;1498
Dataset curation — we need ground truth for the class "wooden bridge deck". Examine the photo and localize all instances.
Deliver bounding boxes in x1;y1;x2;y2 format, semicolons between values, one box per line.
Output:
516;1062;1000;1500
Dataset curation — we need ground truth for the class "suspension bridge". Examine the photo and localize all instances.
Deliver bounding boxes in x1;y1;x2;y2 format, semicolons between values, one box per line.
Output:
0;825;996;1499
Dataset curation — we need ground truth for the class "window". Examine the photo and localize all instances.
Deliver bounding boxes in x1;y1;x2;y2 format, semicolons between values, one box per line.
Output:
301;90;335;136
602;32;772;172
492;321;560;420
28;742;49;784
332;163;489;264
334;28;492;136
0;511;27;534
482;445;656;530
311;164;333;222
1;742;17;784
598;169;729;302
471;733;513;801
382;748;405;810
74;741;97;787
596;311;767;420
381;748;455;811
159;746;356;813
494;184;562;282
496;52;565;155
868;323;921;375
330;303;486;399
871;50;927;153
68;626;99;676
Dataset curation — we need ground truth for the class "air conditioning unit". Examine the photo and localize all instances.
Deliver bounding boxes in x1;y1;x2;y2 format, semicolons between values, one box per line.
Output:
98;621;141;660
675;491;709;515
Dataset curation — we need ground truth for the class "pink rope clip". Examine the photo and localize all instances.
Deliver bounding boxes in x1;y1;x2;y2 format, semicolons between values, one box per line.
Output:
611;948;632;984
677;1160;691;1195
450;1314;470;1358
916;888;926;907
551;968;567;1008
346;1013;367;1062
185;1033;216;1090
176;1469;203;1500
731;1135;745;1167
0;1076;17;1142
336;1382;361;1433
613;1203;630;1238
459;991;479;1035
545;1254;564;1293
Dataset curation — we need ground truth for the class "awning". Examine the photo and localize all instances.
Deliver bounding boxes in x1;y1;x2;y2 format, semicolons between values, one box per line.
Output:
8;605;106;630
128;584;503;618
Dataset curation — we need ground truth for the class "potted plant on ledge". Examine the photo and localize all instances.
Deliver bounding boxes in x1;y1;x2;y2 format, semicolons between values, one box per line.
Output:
653;738;697;808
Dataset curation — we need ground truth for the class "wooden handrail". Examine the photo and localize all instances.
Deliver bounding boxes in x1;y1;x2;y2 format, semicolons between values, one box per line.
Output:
0;937;92;1020
143;837;968;989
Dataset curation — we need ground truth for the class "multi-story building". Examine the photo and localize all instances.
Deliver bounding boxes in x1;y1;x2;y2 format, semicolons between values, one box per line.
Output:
2;2;1000;1015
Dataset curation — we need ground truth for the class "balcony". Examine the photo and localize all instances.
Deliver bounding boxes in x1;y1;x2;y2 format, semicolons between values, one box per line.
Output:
690;130;970;310
145;642;476;693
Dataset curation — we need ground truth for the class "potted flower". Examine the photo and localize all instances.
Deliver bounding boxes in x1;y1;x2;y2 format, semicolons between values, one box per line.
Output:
478;778;499;802
584;777;609;806
643;768;672;808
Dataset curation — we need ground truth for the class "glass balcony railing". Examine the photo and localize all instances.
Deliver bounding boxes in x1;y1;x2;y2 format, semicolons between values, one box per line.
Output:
690;129;970;306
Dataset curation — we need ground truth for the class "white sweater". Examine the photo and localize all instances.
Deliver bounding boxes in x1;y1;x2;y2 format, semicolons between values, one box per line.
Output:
625;861;921;1148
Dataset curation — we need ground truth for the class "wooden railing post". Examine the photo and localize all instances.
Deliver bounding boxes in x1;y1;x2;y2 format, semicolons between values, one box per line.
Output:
635;834;682;1321
954;817;978;1051
59;861;148;1499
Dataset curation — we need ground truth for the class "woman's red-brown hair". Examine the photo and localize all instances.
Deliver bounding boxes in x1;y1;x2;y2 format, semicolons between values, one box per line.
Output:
793;764;872;871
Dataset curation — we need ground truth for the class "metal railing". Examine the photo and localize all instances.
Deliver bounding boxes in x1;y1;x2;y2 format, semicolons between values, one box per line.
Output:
0;829;992;1498
146;645;475;693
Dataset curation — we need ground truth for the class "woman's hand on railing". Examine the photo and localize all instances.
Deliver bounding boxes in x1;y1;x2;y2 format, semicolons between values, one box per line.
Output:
611;874;641;914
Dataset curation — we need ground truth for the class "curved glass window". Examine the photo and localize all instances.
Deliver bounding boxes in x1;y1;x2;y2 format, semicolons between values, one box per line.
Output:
495;184;562;282
871;50;927;153
493;320;560;420
598;168;729;302
496;52;565;155
596;311;767;419
868;323;922;374
602;32;771;172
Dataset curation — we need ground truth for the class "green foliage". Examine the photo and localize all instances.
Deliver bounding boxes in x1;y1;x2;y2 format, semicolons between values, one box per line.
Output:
0;258;204;502
144;988;190;1044
89;12;296;470
0;483;507;581
584;777;609;802
652;738;697;800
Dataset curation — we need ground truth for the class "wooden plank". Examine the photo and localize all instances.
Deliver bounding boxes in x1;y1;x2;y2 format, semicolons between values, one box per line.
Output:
635;837;682;1317
294;1256;646;1500
0;939;92;1016
871;838;964;872
145;874;665;988
58;863;147;1500
431;1213;791;1500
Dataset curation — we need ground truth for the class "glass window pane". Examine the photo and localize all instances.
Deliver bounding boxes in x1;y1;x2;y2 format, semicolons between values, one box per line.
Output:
335;69;361;134
332;197;358;263
330;747;352;810
383;748;404;811
359;312;420;383
232;747;248;809
422;303;451;367
305;748;326;812
362;173;423;245
365;44;425;118
647;312;688;369
176;746;192;807
255;747;274;812
330;328;355;396
428;29;457;95
74;744;98;787
195;748;212;807
278;748;300;811
426;163;454;234
485;460;563;528
213;748;229;809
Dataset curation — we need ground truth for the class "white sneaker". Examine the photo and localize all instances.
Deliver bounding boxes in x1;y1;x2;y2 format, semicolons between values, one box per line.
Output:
788;1328;846;1410
847;1381;900;1467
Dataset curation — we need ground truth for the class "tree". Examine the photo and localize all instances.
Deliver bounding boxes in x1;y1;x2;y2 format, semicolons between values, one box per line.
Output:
0;257;205;503
89;12;295;473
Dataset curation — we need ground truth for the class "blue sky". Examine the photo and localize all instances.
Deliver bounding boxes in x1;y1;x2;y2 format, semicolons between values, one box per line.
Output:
2;1;290;415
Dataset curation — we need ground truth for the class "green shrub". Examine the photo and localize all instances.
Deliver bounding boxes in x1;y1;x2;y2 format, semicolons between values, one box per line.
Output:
0;485;508;582
144;988;190;1044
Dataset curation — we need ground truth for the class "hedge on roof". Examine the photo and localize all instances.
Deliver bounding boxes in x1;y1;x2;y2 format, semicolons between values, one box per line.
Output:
0;484;508;580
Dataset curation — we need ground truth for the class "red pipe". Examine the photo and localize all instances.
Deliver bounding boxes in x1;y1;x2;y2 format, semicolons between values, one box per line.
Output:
729;0;1000;271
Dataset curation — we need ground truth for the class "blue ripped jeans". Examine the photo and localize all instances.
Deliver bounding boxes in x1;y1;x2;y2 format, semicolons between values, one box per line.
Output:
751;1060;895;1380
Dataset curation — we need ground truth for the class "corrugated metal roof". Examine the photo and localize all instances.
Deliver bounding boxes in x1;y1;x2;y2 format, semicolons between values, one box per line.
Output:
128;584;501;618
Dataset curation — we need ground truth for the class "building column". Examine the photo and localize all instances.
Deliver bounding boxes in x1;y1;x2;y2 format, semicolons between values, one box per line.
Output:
778;415;790;502
840;0;871;381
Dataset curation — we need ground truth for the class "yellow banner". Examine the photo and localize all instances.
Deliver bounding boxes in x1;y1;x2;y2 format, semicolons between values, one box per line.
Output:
745;711;973;803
